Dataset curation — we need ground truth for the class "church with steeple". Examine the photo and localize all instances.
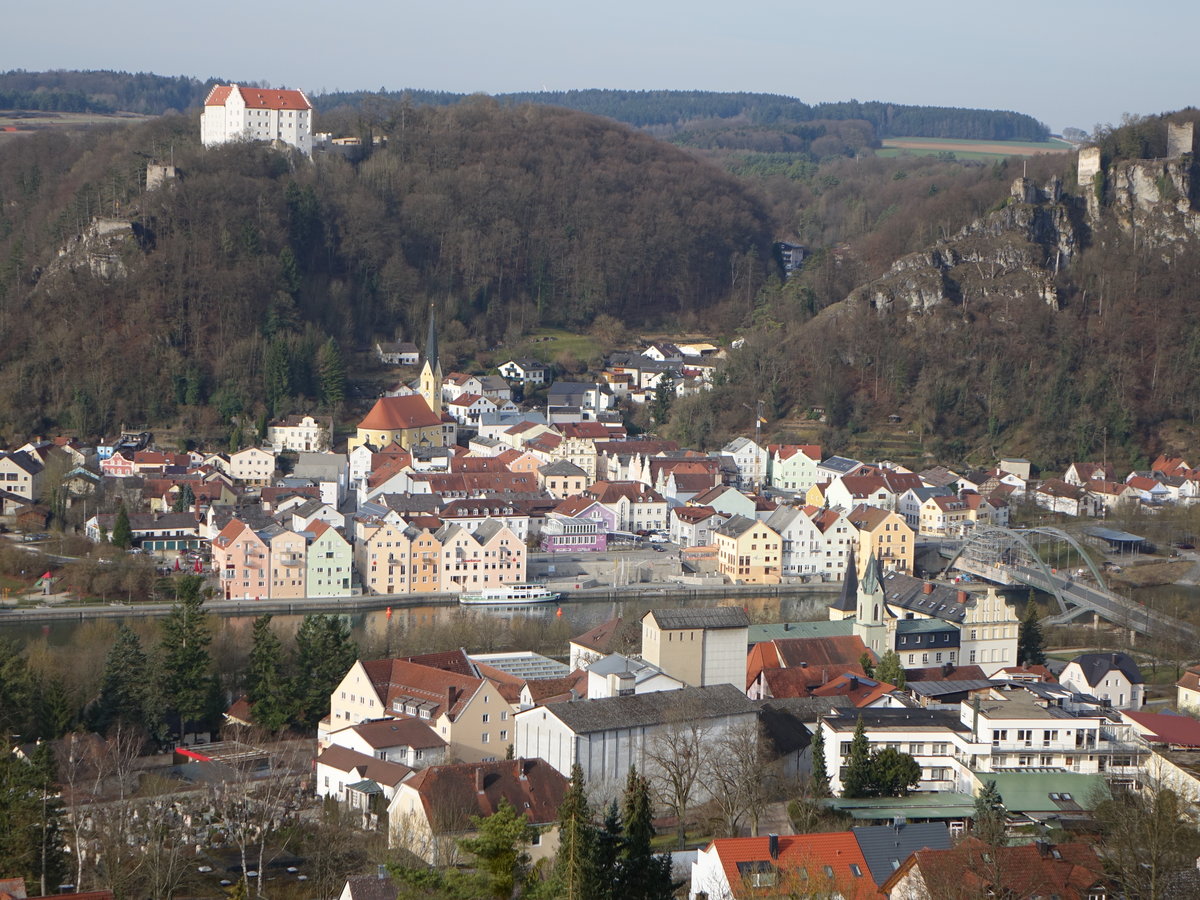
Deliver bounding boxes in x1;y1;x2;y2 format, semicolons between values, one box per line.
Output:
349;307;451;452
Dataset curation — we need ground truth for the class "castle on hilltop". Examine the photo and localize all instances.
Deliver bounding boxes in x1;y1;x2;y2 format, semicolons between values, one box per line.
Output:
200;84;313;157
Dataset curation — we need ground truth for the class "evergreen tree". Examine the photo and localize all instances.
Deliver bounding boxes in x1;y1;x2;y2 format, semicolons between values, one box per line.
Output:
0;640;33;743
293;615;358;728
651;375;673;426
875;649;906;688
618;767;673;900
172;484;195;513
318;337;346;409
973;779;1007;846
111;503;132;550
458;798;538;900
858;651;875;679
92;624;151;734
265;339;292;417
868;748;922;797
554;763;596;900
159;578;219;738
842;716;873;798
247;614;292;732
810;723;830;798
1018;601;1046;666
0;745;68;895
592;800;623;900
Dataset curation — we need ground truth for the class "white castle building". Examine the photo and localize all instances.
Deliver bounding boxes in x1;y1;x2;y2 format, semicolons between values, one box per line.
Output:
201;84;313;156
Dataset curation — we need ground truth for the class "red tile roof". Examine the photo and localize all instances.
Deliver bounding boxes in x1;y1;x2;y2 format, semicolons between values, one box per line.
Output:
1123;709;1200;747
403;758;569;829
205;84;313;110
774;635;873;670
571;617;625;654
360;658;483;720
349;717;446;750
702;832;879;899
358;395;441;431
809;673;897;707
315;745;412;788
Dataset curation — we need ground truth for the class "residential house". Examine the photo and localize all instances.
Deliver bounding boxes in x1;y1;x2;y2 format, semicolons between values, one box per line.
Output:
722;437;768;490
513;684;758;790
766;443;823;494
537;460;589;498
267;527;308;599
315;745;412;811
497;358;547;384
1059;652;1145;710
305;521;353;598
690;832;878;900
437;520;526;593
0;451;44;500
568;617;637;670
1124;474;1171;505
1177;665;1200;713
86;510;204;553
714;515;782;585
266;414;331;452
765;505;826;578
919;494;971;536
212;519;271;600
585;652;683;698
229;447;277;485
847;504;914;575
881;838;1108;900
1064;461;1116;487
325;717;448;769
1032;479;1100;517
201;84;313;155
825;474;895;513
691;483;756;521
669;504;725;548
539;513;607;553
388;759;568;866
584;481;667;533
809;506;858;582
641;606;750;689
327;657;513;763
546;381;614;423
376;340;420;366
817;455;865;483
355;522;443;595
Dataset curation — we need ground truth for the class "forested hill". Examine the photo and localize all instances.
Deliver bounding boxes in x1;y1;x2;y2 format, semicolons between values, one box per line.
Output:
0;101;773;439
319;88;1052;142
0;71;1051;142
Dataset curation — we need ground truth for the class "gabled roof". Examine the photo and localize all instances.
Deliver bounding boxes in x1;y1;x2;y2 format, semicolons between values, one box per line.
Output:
1122;709;1200;747
340;875;399;900
809;673;897;707
315;746;412;788
851;822;951;886
348;717;447;750
1066;651;1144;686
571;617;625;654
772;635;873;670
701;832;878;899
359;658;483;720
402;758;568;828
205;83;313;110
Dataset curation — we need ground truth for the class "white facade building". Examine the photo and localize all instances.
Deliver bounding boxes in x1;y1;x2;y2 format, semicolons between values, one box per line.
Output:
201;84;313;156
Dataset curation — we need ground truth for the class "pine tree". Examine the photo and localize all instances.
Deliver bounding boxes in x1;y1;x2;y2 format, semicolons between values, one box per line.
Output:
0;745;68;895
92;624;151;734
247;614;292;732
555;763;596;900
111;503;132;550
0;640;33;743
618;767;673;900
810;722;830;798
1018;600;1046;666
842;716;873;798
318;337;346;410
876;649;906;688
293;615;358;728
973;779;1007;846
858;651;875;679
172;484;195;513
592;800;623;900
458;798;538;900
159;579;218;739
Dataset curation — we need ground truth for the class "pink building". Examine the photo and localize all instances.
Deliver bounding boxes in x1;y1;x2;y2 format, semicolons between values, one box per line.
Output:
212;519;270;600
437;519;526;593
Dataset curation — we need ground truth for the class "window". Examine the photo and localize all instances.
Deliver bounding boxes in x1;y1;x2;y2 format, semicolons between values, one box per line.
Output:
909;743;924;756
850;864;863;877
482;714;490;724
500;730;508;741
482;733;489;743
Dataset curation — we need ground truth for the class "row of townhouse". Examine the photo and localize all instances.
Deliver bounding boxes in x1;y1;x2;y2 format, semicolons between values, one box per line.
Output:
354;517;526;595
211;518;353;599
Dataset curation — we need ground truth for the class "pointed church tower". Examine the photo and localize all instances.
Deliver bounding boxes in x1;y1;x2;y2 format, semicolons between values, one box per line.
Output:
853;552;887;655
418;304;443;416
829;552;858;622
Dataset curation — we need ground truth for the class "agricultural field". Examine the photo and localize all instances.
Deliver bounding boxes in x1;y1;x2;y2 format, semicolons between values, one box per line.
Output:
879;136;1075;161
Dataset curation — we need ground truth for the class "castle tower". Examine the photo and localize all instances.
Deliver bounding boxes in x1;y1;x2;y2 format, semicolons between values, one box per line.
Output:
418;305;443;416
853;552;887;656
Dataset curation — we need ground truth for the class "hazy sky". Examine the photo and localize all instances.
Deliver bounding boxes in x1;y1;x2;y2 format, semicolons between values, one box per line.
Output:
6;0;1196;131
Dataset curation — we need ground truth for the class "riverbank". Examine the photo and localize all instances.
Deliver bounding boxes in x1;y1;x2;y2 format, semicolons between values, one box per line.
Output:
0;580;841;623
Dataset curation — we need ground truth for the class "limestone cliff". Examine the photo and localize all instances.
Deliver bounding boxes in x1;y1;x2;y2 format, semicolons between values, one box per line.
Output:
840;175;1081;316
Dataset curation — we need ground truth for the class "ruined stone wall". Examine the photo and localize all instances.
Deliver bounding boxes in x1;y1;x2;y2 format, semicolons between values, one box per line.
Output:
1168;121;1196;159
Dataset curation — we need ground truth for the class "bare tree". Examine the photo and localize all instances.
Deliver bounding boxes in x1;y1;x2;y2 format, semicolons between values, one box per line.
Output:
87;724;150;897
701;719;770;837
645;703;712;846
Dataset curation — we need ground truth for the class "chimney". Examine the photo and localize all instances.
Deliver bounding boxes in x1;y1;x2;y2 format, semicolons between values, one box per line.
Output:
849;676;859;690
476;768;485;793
768;833;779;859
957;590;969;604
922;582;934;595
1111;653;1120;666
942;662;952;678
447;686;458;711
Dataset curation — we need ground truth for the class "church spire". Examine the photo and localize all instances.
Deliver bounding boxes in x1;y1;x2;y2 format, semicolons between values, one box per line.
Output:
424;303;439;374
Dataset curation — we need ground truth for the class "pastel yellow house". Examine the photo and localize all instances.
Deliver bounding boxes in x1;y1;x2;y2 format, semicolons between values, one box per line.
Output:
847;504;913;575
349;395;447;452
713;514;782;585
355;521;443;595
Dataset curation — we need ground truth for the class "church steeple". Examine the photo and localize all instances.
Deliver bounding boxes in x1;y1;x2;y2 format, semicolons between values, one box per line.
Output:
853;551;887;654
419;304;443;415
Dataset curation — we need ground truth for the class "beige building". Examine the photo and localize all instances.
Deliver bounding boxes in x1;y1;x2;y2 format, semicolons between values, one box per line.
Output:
266;414;331;452
640;607;749;689
267;527;308;599
228;447;277;485
848;504;914;574
355;521;443;595
713;514;782;584
348;395;447;452
325;657;514;763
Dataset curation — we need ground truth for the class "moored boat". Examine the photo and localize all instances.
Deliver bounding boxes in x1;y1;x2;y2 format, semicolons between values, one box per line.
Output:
459;583;560;605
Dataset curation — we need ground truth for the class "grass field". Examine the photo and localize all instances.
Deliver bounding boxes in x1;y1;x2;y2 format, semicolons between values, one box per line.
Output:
0;110;149;143
879;136;1074;161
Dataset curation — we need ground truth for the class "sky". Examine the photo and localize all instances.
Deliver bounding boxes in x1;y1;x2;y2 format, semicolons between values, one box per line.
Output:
5;0;1197;132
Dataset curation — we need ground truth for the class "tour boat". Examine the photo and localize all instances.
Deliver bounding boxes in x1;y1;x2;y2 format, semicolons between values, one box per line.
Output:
458;583;560;605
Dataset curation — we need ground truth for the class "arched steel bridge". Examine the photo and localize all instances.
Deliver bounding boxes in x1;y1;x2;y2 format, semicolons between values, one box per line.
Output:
942;525;1195;639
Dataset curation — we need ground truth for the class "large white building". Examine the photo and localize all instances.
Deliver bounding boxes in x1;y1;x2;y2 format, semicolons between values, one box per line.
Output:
201;84;314;156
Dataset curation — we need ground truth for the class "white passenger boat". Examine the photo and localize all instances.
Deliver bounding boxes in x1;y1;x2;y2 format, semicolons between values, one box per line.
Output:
458;583;560;605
